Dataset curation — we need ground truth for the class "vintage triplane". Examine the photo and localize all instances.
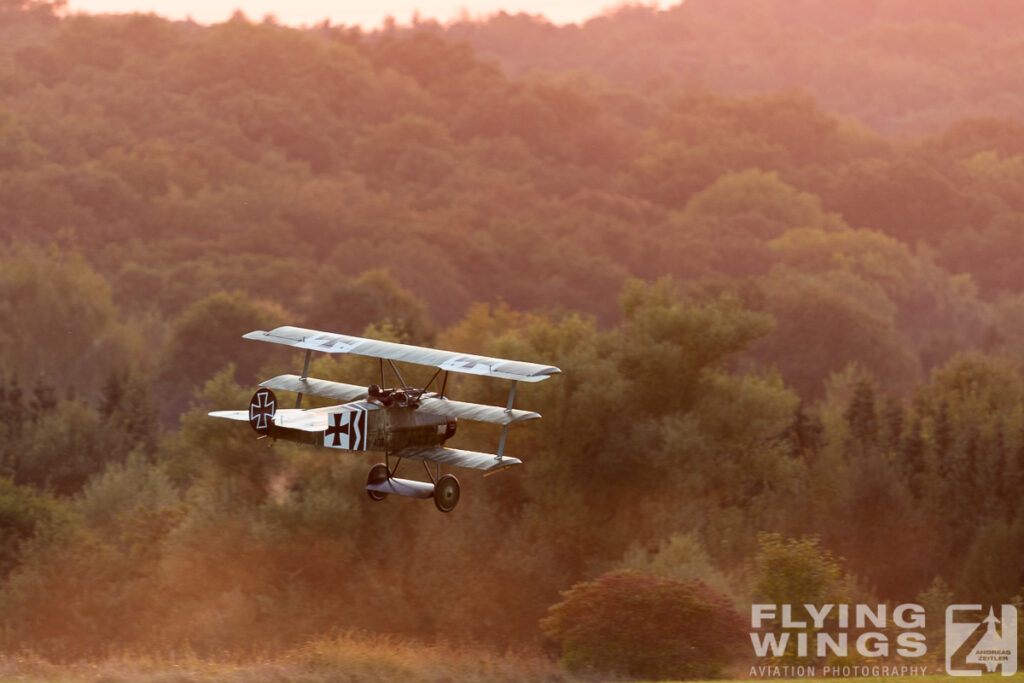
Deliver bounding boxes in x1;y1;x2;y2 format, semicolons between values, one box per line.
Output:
210;326;560;512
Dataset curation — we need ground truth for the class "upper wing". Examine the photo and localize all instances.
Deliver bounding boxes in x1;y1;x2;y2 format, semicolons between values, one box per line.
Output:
395;445;522;472
244;326;560;383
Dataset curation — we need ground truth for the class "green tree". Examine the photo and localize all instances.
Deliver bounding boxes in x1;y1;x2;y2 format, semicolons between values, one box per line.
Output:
13;398;109;495
351;114;456;187
175;366;279;502
683;169;846;239
825;158;983;241
616;531;737;600
0;244;126;394
301;269;435;345
959;519;1024;603
0;477;66;578
844;378;878;448
100;367;158;458
752;533;843;606
619;277;775;413
0;109;40;169
750;268;921;397
159;290;288;417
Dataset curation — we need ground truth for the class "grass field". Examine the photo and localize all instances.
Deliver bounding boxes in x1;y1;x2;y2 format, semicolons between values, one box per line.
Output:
700;676;1024;683
721;678;1024;683
1;640;1022;683
0;634;570;682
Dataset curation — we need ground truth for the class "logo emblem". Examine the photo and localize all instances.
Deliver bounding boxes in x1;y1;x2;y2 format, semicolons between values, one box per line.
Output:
248;388;277;435
946;604;1018;676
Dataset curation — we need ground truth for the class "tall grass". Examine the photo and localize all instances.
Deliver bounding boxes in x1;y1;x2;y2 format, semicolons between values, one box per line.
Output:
0;633;572;682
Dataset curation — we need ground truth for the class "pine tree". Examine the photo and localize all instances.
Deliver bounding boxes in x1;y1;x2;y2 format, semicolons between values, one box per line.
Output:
844;379;878;449
28;376;57;420
900;415;926;497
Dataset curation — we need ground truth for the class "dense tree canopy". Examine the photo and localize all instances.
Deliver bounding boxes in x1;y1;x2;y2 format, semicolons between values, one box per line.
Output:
0;0;1023;670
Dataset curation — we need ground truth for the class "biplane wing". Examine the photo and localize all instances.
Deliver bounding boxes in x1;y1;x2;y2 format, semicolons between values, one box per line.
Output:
209;407;520;471
259;374;367;403
243;326;560;383
258;374;541;425
415;396;539;425
394;445;522;472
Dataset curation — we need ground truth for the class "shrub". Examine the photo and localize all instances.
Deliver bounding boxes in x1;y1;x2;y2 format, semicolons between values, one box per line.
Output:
540;569;745;680
752;532;842;606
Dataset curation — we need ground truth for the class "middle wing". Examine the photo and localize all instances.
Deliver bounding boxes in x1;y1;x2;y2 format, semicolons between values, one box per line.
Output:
260;375;367;403
416;396;539;425
259;374;540;425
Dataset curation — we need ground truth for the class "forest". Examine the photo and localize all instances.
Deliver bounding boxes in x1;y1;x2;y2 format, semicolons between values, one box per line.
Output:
0;0;1023;673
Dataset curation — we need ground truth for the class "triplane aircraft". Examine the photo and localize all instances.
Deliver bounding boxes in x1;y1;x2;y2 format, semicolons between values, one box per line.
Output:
210;326;560;512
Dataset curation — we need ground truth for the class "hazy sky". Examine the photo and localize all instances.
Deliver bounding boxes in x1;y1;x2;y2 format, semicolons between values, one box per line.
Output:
65;0;629;28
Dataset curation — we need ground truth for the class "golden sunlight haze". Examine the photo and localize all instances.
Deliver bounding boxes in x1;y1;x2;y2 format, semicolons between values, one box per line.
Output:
64;0;625;27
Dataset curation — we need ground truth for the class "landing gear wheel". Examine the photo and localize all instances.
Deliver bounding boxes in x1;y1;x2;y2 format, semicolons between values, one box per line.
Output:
433;474;460;512
366;463;389;501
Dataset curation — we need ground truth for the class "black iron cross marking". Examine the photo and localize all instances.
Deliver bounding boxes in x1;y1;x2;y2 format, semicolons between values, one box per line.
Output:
249;389;275;431
448;355;492;371
326;412;350;447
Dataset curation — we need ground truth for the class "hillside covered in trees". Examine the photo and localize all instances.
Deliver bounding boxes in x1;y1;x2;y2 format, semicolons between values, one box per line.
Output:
0;0;1023;666
442;0;1024;135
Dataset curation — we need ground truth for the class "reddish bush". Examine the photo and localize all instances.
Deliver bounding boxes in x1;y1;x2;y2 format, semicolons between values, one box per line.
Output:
541;570;746;680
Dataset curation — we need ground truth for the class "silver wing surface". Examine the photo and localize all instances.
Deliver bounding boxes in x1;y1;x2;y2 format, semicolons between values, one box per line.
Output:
415;396;539;425
260;374;367;402
258;375;541;425
243;326;560;383
395;445;522;472
207;410;522;470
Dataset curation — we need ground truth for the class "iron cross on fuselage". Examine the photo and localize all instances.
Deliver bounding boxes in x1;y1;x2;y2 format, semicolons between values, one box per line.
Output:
325;412;350;447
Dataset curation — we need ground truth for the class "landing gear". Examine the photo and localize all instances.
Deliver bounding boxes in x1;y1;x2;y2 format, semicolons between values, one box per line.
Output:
433;474;460;513
366;462;389;501
364;461;459;512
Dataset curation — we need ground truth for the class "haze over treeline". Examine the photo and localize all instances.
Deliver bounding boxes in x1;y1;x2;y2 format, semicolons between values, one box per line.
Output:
442;0;1024;135
0;0;1023;664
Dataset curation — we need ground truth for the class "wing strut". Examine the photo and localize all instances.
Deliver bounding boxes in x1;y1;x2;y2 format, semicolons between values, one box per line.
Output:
421;367;441;393
388;359;408;390
295;349;312;409
496;381;518;462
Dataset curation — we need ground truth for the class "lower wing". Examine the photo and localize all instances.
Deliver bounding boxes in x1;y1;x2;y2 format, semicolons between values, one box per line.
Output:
394;445;521;473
